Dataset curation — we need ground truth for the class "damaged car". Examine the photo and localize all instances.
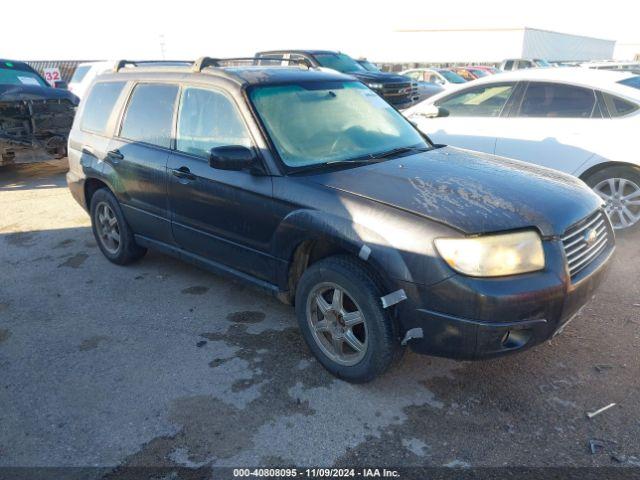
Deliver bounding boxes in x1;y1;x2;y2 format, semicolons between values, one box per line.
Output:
0;59;78;166
67;58;614;382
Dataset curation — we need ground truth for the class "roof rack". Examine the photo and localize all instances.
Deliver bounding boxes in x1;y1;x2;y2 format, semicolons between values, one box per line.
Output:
191;56;312;72
113;60;192;72
112;57;313;74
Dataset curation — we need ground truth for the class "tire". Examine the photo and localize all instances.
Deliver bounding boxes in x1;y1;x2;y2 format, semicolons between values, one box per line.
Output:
583;166;640;234
89;188;147;265
295;255;403;383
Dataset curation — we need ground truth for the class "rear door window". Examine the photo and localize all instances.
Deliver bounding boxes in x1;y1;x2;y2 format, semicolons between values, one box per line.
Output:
119;83;178;148
435;83;515;117
519;82;596;118
80;81;126;134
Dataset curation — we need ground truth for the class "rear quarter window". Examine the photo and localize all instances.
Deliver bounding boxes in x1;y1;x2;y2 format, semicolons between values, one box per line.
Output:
70;65;91;84
602;92;639;117
81;81;126;134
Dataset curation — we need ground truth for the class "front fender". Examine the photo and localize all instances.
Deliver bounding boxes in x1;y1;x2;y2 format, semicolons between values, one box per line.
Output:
272;208;421;291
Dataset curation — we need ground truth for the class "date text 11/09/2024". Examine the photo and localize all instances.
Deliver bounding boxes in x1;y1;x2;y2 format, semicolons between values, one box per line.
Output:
233;468;400;477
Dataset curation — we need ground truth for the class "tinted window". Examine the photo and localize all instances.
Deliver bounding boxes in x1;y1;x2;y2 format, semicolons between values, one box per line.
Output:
504;60;514;70
314;53;364;73
602;92;638;117
618;76;640;90
438;70;466;83
81;81;126;134
70;65;90;83
436;84;515;117
120;84;178;148
520;83;596;118
176;87;252;158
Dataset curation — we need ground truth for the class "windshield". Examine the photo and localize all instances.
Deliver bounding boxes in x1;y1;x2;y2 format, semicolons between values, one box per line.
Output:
359;60;380;72
437;70;466;83
469;69;489;77
249;81;428;169
70;65;91;84
0;62;47;87
314;53;365;73
534;59;552;67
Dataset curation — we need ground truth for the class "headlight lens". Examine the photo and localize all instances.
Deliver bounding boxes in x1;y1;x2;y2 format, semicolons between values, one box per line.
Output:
434;230;545;277
366;82;384;90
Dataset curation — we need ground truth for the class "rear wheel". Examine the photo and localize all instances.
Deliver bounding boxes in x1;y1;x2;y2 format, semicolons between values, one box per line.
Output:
295;255;402;383
90;188;146;264
584;166;640;233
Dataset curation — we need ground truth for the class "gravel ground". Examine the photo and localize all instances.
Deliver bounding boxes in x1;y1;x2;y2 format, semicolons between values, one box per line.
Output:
0;159;638;476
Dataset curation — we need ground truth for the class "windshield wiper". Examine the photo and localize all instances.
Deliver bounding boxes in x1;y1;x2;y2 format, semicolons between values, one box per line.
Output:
289;145;431;175
368;145;431;159
289;157;382;175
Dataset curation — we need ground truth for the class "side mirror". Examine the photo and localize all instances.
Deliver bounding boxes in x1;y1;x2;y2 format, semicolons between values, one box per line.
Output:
209;145;257;171
416;104;449;118
53;80;68;89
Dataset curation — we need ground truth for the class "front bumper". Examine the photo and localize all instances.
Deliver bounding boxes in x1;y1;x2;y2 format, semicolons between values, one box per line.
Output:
395;239;614;360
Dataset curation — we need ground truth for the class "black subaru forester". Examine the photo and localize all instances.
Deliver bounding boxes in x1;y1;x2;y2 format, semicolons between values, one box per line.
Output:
67;57;614;382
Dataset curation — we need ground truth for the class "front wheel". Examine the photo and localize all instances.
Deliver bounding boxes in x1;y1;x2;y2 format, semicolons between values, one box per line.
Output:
295;255;403;383
584;166;640;233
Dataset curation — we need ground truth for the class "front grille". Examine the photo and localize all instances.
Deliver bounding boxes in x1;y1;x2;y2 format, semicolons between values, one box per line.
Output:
561;210;612;279
382;82;412;97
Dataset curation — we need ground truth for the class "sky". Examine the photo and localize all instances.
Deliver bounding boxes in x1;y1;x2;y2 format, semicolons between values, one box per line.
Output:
2;0;638;61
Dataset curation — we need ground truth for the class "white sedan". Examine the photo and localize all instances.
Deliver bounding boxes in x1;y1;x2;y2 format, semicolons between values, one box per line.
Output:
405;68;640;231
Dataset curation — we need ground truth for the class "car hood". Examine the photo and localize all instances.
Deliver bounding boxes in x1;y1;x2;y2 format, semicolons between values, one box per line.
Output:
0;84;79;104
306;146;603;237
349;71;412;84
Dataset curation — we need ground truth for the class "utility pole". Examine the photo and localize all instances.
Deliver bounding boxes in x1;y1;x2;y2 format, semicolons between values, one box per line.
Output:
159;34;167;60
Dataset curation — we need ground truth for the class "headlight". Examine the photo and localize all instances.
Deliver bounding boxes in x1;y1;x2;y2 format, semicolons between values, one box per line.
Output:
366;82;384;90
434;230;545;277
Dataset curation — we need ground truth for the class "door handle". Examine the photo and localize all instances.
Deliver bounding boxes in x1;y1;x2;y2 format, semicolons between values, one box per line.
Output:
106;149;124;163
172;166;196;181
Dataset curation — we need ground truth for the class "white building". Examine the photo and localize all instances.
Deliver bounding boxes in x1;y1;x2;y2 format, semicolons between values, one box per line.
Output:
373;27;616;64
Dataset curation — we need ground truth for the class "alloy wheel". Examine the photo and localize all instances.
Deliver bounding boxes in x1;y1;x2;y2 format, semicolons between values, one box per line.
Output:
95;202;121;254
593;177;640;230
306;282;368;366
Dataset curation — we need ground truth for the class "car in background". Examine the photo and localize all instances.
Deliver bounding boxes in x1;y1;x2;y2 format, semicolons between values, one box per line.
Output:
256;50;419;109
68;61;117;99
468;65;501;75
0;59;78;166
500;58;552;71
67;57;613;382
582;61;640;75
401;68;467;90
356;59;381;72
405;68;640;231
450;67;490;81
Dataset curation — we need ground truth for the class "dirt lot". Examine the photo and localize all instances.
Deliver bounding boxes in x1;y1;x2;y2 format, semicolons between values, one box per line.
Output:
1;160;639;474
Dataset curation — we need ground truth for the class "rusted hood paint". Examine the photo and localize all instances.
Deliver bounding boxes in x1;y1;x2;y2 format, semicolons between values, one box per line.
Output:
306;146;603;237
